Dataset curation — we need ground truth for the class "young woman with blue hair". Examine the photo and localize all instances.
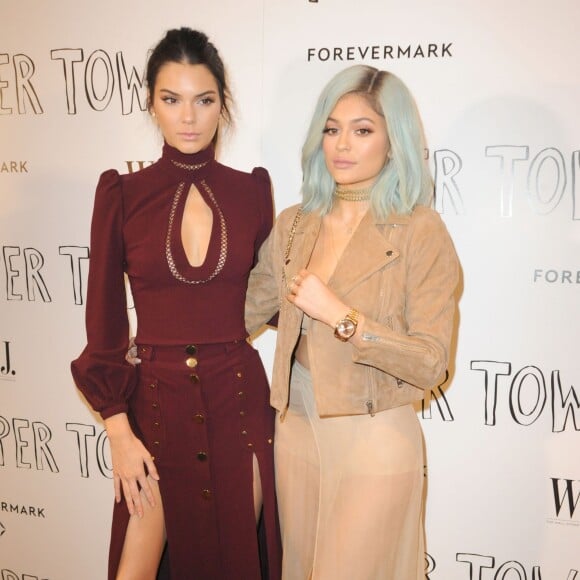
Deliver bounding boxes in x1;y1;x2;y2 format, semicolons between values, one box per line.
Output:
246;64;459;579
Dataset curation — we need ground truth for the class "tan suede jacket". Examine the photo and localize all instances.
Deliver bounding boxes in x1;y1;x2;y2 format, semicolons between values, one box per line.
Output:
245;203;459;418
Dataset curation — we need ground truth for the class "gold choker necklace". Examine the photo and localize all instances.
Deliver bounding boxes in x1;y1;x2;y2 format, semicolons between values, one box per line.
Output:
334;186;371;202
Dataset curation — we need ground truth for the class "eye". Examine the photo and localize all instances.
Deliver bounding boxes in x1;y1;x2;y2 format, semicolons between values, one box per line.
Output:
161;96;177;104
199;97;216;106
322;127;338;135
355;128;373;135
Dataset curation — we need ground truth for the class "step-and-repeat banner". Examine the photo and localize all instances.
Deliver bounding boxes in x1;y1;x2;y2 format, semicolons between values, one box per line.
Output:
1;1;578;578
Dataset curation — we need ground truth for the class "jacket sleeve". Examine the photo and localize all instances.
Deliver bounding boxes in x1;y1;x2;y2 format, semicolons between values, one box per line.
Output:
70;170;137;419
245;205;295;336
352;210;459;390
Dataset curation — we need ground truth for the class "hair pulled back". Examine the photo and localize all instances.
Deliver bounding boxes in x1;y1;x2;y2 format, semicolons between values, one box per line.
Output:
146;28;233;130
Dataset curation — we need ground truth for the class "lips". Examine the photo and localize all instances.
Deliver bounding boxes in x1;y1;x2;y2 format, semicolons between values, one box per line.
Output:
332;158;355;169
179;132;201;140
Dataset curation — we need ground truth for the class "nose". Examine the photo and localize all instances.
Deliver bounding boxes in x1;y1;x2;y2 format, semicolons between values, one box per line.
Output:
182;103;196;124
336;131;350;151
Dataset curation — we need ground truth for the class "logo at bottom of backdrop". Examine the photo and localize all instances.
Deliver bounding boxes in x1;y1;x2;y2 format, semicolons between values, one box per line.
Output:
548;477;580;525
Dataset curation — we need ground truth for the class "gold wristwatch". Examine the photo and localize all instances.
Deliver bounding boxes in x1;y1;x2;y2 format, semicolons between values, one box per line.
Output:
333;309;359;342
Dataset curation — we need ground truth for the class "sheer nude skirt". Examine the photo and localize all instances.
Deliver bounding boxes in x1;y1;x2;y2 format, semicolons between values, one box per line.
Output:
275;361;425;580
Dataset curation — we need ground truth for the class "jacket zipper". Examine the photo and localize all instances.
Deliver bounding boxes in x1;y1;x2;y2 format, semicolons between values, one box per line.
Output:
366;400;375;417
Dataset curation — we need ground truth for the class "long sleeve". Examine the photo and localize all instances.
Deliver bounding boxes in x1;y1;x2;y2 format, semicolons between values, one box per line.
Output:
245;204;292;336
352;209;459;390
251;167;274;265
71;170;137;419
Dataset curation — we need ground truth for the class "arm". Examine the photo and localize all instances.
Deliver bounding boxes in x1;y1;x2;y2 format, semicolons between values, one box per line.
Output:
71;170;136;418
71;170;158;516
245;221;281;336
287;210;459;390
352;211;459;389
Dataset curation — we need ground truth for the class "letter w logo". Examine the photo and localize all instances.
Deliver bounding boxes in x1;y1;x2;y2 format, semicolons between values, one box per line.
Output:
551;478;580;518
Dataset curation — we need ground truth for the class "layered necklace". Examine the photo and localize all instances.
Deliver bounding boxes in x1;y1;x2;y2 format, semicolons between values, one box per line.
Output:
334;184;371;202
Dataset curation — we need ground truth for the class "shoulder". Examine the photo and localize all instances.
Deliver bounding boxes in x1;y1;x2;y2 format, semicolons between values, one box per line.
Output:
276;203;303;227
250;166;271;187
408;205;449;235
96;168;121;189
215;164;273;220
406;206;457;263
94;169;123;204
214;162;271;188
90;170;125;227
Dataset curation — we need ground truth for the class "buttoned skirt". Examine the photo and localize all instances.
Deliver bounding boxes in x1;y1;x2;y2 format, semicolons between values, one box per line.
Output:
108;339;281;579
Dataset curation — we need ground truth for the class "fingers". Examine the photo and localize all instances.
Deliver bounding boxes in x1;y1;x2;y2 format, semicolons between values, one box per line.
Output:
118;470;154;517
125;344;141;365
121;477;144;518
114;473;122;503
139;473;156;509
113;450;159;516
145;455;160;482
289;273;305;294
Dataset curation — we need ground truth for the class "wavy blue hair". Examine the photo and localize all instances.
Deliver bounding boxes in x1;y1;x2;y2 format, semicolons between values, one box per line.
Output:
301;65;432;217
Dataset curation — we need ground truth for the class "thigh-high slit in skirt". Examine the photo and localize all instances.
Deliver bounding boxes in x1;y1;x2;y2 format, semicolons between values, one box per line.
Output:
108;339;282;579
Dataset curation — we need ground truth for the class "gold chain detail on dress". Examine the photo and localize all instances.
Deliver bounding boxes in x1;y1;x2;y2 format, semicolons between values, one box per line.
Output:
334;185;371;201
171;159;209;171
165;180;228;284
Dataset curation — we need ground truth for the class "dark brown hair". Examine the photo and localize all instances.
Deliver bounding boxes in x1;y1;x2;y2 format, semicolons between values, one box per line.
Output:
146;28;233;141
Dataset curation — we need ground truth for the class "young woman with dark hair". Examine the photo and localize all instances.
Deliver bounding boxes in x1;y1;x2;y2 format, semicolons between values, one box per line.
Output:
72;28;281;580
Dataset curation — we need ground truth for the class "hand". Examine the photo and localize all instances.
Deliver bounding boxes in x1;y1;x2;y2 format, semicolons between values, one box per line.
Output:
125;336;141;366
286;269;348;327
105;414;159;518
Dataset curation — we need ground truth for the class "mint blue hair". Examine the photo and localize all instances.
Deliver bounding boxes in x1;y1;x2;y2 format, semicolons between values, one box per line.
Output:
301;65;432;217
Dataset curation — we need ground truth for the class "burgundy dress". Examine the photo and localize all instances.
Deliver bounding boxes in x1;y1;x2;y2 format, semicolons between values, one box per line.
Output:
71;143;281;579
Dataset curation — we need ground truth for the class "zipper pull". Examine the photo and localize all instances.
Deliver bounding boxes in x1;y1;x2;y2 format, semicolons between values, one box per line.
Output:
366;400;375;417
280;407;288;422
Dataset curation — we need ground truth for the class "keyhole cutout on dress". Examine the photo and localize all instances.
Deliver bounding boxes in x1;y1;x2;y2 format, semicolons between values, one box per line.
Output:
181;184;214;267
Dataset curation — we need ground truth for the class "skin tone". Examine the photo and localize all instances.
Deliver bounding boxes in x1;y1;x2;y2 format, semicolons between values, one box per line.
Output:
111;61;264;579
289;92;391;367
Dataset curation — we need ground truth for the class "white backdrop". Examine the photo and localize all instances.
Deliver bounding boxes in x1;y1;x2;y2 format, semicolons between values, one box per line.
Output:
1;1;579;578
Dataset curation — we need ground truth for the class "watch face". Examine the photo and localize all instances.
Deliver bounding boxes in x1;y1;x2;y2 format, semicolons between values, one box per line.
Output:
336;318;356;339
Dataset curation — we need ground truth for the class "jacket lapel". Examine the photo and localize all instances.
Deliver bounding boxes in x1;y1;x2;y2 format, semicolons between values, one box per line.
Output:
329;210;400;296
285;208;403;297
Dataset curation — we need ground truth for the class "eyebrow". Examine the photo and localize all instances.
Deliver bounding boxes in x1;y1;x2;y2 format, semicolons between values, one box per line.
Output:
326;116;377;124
158;88;218;98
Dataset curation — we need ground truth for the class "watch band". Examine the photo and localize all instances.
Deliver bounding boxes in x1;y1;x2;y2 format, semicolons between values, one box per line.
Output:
345;308;359;326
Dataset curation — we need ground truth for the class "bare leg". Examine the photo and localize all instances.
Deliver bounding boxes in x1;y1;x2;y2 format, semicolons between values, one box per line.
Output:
116;476;166;580
252;453;263;523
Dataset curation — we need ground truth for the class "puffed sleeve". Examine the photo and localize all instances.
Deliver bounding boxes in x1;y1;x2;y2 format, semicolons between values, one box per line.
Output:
251;167;274;265
353;210;459;389
71;170;137;419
